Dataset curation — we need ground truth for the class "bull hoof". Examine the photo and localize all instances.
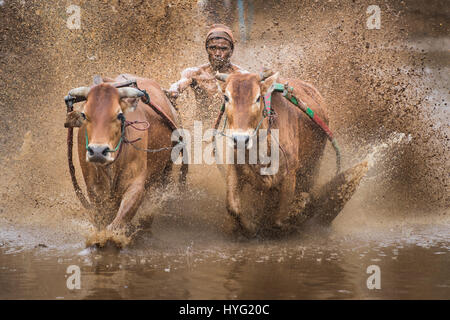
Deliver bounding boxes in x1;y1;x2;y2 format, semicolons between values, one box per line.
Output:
269;219;297;237
86;227;133;250
230;216;257;239
91;240;122;253
273;218;289;230
106;221;135;235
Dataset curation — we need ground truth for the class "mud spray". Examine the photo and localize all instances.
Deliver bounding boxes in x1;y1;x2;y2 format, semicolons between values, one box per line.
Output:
0;0;448;299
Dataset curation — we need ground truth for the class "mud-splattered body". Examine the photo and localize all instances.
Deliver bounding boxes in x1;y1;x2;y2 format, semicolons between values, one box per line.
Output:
217;72;367;236
170;63;247;125
218;73;327;234
75;75;180;242
167;29;248;125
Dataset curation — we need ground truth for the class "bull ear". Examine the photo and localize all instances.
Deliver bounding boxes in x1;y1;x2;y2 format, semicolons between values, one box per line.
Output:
64;111;85;128
119;98;139;114
117;88;143;114
259;67;274;81
261;72;279;95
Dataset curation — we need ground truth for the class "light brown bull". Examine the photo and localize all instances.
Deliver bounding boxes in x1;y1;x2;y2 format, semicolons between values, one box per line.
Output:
216;72;368;237
67;75;182;241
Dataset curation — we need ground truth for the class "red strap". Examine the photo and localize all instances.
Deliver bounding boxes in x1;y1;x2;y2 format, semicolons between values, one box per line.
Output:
312;114;334;140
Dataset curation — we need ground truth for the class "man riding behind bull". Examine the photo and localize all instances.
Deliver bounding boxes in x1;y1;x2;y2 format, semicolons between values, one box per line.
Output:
165;24;247;127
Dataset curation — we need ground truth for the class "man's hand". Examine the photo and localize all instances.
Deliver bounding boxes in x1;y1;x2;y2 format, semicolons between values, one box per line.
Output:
163;89;179;106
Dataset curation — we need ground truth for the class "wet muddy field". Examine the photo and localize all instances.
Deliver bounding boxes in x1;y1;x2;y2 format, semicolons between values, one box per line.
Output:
0;215;449;299
0;0;448;299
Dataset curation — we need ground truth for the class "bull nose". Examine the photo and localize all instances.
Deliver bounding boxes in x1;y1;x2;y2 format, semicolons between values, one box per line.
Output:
87;145;110;162
232;134;250;146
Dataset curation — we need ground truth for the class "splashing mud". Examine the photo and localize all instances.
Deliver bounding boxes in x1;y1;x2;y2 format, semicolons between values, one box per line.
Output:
365;132;413;170
0;0;448;299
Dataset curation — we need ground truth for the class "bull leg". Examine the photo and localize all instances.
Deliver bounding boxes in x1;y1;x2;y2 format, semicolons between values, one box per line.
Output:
147;160;173;190
226;166;255;236
272;175;297;231
85;180;118;230
106;177;146;233
179;162;188;188
226;166;242;229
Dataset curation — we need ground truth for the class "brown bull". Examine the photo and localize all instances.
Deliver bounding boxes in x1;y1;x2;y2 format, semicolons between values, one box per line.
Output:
216;72;368;236
67;74;182;241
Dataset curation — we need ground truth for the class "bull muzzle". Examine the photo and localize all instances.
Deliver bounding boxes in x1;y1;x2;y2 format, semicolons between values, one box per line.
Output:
86;144;113;163
231;132;252;149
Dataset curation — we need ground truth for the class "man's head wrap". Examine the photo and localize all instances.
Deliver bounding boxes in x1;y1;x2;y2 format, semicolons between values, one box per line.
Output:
205;24;235;50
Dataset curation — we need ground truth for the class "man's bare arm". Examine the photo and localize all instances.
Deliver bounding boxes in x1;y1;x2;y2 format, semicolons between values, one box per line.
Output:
166;67;201;97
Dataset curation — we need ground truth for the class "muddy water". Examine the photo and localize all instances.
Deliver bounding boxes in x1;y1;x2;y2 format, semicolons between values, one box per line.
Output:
0;216;449;300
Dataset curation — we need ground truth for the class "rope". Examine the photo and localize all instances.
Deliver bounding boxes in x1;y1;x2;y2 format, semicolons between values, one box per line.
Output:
213;101;289;174
126;140;186;153
65;98;91;209
274;83;341;174
211;82;340;175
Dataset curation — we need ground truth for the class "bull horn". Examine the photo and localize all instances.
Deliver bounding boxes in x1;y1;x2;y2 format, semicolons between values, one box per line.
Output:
259;68;275;81
68;86;90;99
117;87;144;99
215;73;229;82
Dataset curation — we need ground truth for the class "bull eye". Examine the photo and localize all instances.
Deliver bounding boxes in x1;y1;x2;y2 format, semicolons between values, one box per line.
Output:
81;112;86;120
224;95;229;103
117;113;125;121
256;95;261;103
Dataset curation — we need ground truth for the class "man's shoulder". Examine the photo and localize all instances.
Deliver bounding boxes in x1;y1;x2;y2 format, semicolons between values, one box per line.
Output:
180;63;249;79
180;65;207;78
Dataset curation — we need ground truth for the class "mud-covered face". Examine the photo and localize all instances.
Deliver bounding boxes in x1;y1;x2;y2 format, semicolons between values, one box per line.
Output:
206;38;233;71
